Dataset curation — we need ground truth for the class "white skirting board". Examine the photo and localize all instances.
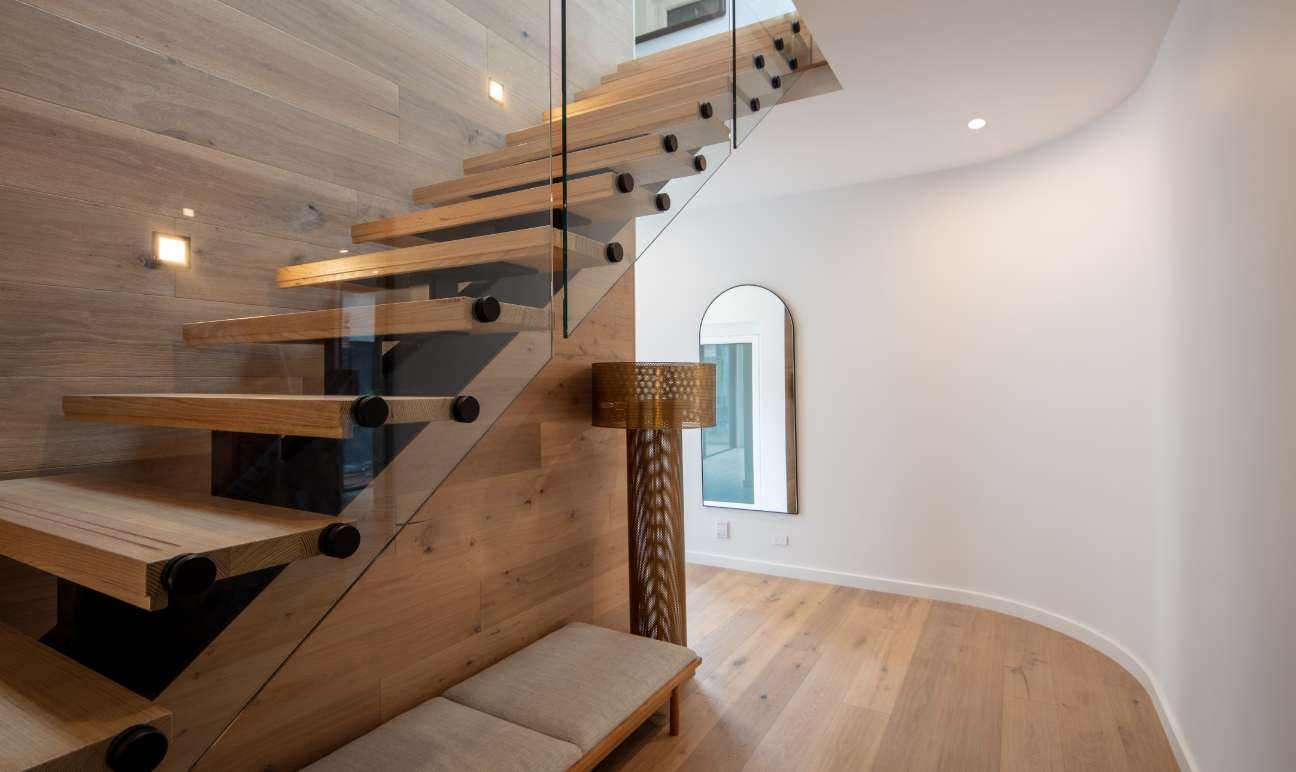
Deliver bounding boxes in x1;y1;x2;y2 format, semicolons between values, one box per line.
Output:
685;550;1197;772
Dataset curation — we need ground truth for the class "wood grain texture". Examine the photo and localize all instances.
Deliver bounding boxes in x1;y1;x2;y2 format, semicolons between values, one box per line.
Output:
0;376;304;478
351;173;655;244
63;394;456;439
609;16;800;80
276;228;613;289
0;621;171;772
0;474;344;610
183;296;548;346
576;56;771;103
18;0;401;141
182;273;635;771
413;134;699;206
597;568;1179;772
538;74;733;129
600;23;794;88
467;102;729;175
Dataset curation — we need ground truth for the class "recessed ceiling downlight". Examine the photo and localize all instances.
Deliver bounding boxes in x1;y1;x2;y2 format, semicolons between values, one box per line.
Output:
967;118;988;130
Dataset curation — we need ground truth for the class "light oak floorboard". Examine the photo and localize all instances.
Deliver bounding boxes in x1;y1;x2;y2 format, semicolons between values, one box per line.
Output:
600;568;1180;772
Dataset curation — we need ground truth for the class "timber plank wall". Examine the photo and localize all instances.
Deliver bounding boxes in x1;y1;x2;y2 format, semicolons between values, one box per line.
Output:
0;0;633;769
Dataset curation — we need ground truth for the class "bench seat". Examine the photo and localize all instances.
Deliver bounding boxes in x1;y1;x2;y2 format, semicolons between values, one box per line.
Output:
303;697;581;772
444;622;699;754
305;623;701;772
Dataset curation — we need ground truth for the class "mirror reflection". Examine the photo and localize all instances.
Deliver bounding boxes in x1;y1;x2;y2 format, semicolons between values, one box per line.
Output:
699;285;798;513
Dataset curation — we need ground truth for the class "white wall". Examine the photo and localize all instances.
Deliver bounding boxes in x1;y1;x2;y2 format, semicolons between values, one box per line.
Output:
635;0;1295;769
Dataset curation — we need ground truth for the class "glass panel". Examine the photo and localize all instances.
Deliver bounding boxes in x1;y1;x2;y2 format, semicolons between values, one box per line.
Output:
733;0;815;146
560;0;738;335
700;285;799;513
0;1;556;767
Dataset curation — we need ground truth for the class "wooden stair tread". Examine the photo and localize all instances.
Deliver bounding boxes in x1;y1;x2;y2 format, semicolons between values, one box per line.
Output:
534;74;732;138
413;134;701;206
185;296;548;345
468;102;728;175
353;173;661;243
275;228;613;289
0;474;347;610
64;394;459;439
0;621;171;771
611;15;803;79
602;20;801;85
575;52;774;103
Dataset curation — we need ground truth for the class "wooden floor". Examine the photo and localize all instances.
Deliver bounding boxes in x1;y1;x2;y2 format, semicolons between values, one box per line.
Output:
599;566;1179;772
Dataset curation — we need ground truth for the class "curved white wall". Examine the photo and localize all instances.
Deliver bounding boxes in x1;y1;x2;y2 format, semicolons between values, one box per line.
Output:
634;0;1295;769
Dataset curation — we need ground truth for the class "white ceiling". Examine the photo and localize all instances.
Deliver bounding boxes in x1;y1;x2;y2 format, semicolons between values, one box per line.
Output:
693;0;1180;206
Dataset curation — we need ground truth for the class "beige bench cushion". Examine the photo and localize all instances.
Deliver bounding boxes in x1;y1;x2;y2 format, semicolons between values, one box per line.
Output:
302;697;581;772
443;622;698;753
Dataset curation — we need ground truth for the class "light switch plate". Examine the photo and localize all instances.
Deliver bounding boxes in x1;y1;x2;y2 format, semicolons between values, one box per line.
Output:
773;535;790;547
715;521;730;539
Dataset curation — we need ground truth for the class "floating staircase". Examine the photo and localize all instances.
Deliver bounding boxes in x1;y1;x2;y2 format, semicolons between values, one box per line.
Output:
1;12;828;769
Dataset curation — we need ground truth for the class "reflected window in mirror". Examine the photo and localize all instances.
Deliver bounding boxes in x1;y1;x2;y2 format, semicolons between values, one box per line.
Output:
699;286;798;513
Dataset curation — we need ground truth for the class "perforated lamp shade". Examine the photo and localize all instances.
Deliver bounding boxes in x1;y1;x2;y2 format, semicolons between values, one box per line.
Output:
592;362;716;430
592;363;716;646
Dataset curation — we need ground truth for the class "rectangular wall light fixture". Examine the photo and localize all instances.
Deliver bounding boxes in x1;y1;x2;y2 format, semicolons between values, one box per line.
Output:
153;232;191;267
488;79;505;104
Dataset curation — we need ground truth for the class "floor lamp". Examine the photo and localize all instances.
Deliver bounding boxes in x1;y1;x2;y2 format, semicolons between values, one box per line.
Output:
592;362;716;646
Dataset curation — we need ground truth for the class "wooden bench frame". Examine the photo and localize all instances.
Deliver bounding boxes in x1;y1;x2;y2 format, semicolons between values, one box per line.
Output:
567;656;701;772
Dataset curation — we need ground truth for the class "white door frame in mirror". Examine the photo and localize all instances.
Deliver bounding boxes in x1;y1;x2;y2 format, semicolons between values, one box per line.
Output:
699;284;798;514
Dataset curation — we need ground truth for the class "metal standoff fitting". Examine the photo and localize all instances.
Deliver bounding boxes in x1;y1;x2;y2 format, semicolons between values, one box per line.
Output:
351;395;390;428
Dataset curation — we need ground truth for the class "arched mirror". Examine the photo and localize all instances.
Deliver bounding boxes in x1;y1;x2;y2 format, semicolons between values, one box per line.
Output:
699;285;798;513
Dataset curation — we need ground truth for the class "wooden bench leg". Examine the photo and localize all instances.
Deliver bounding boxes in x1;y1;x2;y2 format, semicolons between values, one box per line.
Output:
669;687;681;736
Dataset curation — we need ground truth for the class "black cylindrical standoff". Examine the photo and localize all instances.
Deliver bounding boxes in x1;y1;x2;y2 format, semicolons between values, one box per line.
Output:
792;20;802;34
693;155;708;173
352;395;390;428
774;37;786;51
162;554;216;598
616;172;636;193
106;725;169;772
787;56;799;71
319;523;361;559
750;97;761;112
771;74;783;90
753;53;766;70
473;296;502;323
655;193;672;212
662;134;680;153
699;102;715;119
605;243;625;263
452;396;481;424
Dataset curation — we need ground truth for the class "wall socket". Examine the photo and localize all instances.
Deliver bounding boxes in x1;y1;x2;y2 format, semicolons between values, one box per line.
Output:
772;535;790;547
715;521;730;539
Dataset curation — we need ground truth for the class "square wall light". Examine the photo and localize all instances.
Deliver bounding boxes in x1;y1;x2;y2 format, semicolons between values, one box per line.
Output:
153;232;191;267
